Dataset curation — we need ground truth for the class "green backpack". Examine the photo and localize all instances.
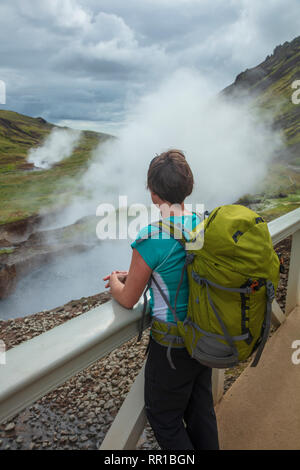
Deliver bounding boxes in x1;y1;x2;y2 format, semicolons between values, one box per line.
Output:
138;204;280;369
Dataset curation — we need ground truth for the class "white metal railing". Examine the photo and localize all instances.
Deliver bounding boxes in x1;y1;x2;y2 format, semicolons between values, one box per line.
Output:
0;299;151;425
0;207;300;449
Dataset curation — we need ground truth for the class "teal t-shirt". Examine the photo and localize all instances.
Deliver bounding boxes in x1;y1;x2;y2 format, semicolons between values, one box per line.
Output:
131;213;201;323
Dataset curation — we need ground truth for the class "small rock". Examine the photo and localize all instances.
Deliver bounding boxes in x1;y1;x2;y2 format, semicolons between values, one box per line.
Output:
5;422;15;432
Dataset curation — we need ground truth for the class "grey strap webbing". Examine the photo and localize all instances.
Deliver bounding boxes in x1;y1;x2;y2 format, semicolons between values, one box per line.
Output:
150;265;188;370
250;281;274;367
151;274;180;322
137;218;188;339
173;256;192;320
167;339;176;370
137;217;196;368
151;258;192;324
202;280;238;353
137;278;152;343
183;317;249;342
192;272;252;294
140;217;196;324
192;271;275;367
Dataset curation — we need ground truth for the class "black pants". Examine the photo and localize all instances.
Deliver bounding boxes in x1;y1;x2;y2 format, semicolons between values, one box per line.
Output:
144;337;219;450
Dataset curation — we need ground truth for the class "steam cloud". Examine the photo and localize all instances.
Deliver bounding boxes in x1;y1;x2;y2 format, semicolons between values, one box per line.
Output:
3;68;285;318
27;127;82;169
63;68;283;225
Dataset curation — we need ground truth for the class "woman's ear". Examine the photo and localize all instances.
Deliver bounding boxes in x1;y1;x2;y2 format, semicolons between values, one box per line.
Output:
150;191;159;204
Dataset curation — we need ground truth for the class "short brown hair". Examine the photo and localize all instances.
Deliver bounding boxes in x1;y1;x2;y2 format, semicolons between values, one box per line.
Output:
147;149;194;204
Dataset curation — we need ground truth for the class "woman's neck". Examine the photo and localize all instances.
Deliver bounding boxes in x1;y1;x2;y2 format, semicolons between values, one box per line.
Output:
159;202;193;218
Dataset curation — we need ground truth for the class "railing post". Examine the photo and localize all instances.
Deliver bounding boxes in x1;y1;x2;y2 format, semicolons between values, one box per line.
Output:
271;299;286;326
100;364;147;450
212;368;225;404
286;229;300;315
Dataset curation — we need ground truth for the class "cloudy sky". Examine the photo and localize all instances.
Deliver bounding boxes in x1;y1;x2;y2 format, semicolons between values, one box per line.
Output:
0;0;299;134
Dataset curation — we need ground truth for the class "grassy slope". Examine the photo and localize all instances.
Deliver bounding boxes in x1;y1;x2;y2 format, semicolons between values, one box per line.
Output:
223;37;300;156
0;110;110;225
253;50;300;159
223;36;300;219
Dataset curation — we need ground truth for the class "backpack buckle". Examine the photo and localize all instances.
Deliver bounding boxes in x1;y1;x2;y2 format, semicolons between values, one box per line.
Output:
277;252;285;273
249;278;266;293
250;280;260;293
185;253;195;264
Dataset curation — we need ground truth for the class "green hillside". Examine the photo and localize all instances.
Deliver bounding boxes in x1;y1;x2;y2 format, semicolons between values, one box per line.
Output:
223;36;300;164
223;35;300;220
0;110;111;225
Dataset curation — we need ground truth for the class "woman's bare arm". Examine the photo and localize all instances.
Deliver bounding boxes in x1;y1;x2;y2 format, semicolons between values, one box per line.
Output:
104;248;152;309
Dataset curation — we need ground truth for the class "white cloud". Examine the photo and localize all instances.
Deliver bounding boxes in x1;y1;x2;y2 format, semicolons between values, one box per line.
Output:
17;0;92;30
85;11;136;45
0;0;299;125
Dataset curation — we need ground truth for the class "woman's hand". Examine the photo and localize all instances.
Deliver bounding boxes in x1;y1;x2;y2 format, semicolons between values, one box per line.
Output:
103;270;128;288
102;249;152;309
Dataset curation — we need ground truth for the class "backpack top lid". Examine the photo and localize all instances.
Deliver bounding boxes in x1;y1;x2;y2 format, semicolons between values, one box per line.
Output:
199;204;280;280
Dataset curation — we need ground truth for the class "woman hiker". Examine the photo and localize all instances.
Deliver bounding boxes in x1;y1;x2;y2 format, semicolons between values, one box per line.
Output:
103;149;219;450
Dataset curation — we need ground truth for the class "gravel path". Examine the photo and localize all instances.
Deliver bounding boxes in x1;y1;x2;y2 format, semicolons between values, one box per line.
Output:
0;238;291;450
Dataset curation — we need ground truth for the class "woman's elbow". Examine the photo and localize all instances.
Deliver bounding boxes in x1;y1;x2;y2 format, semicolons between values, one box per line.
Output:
120;296;139;309
120;301;134;309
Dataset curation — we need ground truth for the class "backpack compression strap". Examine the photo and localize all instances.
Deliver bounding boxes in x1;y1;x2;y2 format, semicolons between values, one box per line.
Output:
191;272;275;367
250;281;275;367
137;277;152;343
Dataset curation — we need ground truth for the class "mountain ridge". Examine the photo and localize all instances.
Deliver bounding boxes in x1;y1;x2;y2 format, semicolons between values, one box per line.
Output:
222;35;300;165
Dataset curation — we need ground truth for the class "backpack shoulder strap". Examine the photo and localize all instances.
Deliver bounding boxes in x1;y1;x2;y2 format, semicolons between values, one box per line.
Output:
151;213;204;247
150;219;187;248
136;216;200;340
